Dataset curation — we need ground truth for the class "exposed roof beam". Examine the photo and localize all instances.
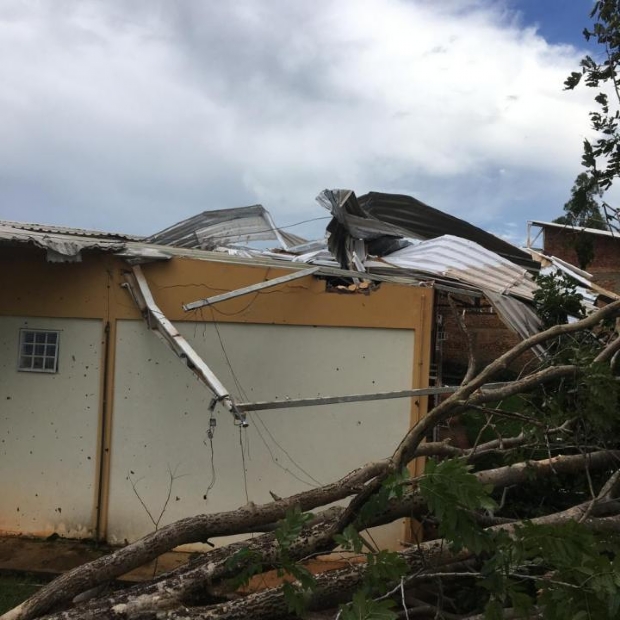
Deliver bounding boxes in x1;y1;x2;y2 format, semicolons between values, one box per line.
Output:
182;267;319;311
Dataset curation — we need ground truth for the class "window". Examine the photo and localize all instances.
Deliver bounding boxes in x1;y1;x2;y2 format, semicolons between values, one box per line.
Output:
18;330;59;373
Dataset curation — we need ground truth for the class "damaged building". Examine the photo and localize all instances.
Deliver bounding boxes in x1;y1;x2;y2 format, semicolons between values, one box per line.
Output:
0;190;614;551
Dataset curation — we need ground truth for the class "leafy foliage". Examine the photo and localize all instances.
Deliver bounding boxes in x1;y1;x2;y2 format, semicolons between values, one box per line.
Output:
564;0;620;230
419;458;496;553
225;546;264;589
555;173;606;230
362;551;408;596
358;468;410;526
333;524;365;554
226;506;319;612
574;360;620;432
482;521;620;619
554;172;607;268
533;272;585;330
339;591;398;620
274;506;316;616
336;472;410;619
275;505;313;552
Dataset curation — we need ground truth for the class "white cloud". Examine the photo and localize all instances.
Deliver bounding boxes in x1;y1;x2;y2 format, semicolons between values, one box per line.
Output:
0;0;595;238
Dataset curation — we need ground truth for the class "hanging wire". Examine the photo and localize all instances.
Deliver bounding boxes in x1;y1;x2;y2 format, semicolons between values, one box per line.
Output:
253;412;323;486
202;410;217;503
238;426;250;504
205;306;323;487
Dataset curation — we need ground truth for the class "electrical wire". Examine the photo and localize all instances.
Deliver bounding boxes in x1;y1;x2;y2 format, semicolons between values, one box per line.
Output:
253;412;323;486
203;429;217;503
238;426;250;504
204;306;323;488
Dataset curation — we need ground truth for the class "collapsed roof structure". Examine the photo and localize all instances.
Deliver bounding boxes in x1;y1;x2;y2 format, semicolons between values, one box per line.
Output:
146;189;611;346
3;189;615;350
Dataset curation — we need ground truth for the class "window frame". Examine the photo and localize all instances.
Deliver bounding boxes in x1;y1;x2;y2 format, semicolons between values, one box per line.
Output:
17;329;60;374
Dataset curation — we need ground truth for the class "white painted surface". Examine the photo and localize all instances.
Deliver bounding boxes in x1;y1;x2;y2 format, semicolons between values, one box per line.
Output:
108;321;415;548
0;317;102;538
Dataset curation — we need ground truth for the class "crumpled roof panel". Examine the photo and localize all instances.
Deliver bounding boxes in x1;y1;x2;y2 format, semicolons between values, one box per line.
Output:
146;205;305;250
483;289;544;358
359;192;537;269
382;235;537;300
0;222;125;261
317;189;538;271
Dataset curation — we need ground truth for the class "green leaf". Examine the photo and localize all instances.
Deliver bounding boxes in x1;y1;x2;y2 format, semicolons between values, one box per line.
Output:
418;457;495;553
339;591;397;620
275;505;313;552
484;597;504;620
282;581;308;617
334;524;365;553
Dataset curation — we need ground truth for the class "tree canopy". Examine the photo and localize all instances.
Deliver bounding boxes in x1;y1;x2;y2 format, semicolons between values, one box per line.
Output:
564;0;620;232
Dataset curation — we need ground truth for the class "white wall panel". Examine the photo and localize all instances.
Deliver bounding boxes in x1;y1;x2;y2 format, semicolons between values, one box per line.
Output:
108;321;415;548
0;317;102;538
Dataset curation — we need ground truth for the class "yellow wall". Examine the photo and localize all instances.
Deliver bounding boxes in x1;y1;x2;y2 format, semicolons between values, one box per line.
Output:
0;247;431;330
0;245;433;544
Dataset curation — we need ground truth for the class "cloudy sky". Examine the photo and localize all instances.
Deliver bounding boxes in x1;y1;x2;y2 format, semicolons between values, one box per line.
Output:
0;0;600;243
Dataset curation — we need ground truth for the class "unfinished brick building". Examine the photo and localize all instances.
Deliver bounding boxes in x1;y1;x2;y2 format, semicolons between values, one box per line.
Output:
528;220;620;294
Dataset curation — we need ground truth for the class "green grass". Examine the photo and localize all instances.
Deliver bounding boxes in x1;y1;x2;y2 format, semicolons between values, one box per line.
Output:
0;574;47;614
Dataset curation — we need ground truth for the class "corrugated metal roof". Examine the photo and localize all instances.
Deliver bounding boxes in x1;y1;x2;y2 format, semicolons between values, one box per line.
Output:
0;220;143;241
146;205;305;250
483;290;544;358
318;190;538;271
0;222;126;261
382;235;537;300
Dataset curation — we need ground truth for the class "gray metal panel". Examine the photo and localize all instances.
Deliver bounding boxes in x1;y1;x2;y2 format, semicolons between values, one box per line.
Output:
318;189;538;271
382;235;538;300
146;205;305;250
483;289;545;358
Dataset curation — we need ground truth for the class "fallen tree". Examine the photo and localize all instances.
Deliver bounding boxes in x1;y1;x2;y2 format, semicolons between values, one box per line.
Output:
4;296;620;620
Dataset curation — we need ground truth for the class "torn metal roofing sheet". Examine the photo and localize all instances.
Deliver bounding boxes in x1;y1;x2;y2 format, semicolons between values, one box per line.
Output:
0;220;142;241
527;248;620;302
381;235;537;300
483;289;544;358
0;222;126;261
145;205;305;250
319;189;538;271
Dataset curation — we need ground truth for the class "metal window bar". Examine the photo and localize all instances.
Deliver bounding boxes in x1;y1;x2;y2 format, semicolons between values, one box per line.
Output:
18;329;59;373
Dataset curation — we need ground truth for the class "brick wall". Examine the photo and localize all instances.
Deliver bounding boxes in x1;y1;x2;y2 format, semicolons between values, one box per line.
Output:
543;227;620;293
436;294;533;379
